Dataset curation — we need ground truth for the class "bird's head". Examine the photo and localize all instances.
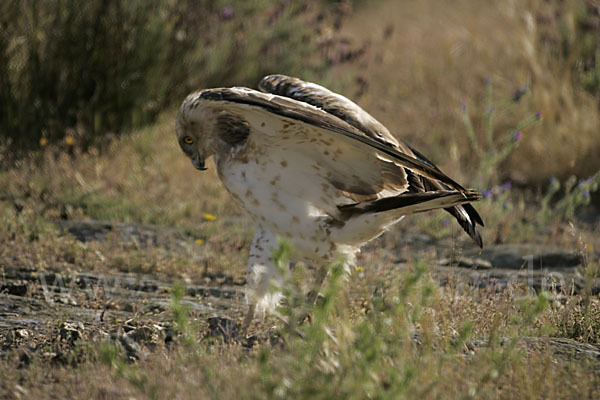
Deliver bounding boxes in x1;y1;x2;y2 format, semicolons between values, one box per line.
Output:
175;97;219;171
177;90;251;171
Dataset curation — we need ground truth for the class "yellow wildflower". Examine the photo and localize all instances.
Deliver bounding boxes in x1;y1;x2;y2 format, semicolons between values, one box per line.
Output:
194;239;204;245
65;136;75;146
356;266;364;272
39;138;48;147
202;213;217;221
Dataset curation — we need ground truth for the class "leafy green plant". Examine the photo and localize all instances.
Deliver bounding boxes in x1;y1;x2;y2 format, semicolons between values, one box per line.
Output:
169;281;194;347
551;173;599;221
0;0;174;150
254;243;562;399
533;171;600;229
460;80;542;188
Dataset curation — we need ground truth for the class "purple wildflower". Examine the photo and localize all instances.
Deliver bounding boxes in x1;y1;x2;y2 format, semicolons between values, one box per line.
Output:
512;85;528;103
584;190;590;199
503;181;512;191
442;219;451;227
483;190;492;199
512;131;523;142
222;6;234;19
577;177;592;188
535;110;542;120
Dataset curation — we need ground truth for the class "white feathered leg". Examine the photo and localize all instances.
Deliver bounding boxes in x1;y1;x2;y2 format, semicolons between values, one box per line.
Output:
245;227;286;326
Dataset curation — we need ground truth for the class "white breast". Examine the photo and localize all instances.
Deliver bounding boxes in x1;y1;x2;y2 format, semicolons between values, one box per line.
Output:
216;155;342;262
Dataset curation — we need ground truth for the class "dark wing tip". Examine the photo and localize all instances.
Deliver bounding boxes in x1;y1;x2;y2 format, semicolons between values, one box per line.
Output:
445;203;484;248
462;203;484;227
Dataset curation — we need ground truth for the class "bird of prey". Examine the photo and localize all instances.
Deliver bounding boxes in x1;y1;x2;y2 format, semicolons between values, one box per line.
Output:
176;75;483;327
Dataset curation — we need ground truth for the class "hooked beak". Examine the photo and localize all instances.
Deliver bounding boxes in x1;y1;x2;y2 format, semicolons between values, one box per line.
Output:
192;152;207;171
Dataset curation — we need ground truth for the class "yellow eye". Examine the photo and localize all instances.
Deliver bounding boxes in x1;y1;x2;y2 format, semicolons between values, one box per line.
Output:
183;136;194;144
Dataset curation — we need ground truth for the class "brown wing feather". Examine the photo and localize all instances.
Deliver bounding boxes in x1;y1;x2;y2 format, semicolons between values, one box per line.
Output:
183;82;484;246
216;112;250;145
402;141;484;247
258;75;484;246
259;74;399;147
196;87;467;192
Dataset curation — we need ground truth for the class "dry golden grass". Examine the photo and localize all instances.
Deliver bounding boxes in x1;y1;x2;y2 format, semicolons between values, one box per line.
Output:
1;1;600;399
2;261;600;399
327;0;600;186
0;112;253;283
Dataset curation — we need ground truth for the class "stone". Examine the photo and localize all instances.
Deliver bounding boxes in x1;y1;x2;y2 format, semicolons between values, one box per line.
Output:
438;256;492;270
59;321;84;345
469;244;584;270
0;281;29;296
203;317;240;342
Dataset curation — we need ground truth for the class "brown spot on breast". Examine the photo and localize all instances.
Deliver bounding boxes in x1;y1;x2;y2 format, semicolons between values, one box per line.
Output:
292;216;300;224
280;160;288;167
269;175;281;186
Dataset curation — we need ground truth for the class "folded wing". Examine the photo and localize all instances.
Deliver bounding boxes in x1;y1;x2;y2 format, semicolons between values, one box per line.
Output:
189;76;483;246
258;75;484;246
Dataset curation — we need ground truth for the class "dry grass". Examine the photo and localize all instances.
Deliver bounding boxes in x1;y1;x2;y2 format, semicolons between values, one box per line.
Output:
1;1;600;399
0;112;253;280
2;258;600;399
327;0;600;186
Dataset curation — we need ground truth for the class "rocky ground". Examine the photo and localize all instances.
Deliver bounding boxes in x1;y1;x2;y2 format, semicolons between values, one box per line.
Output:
1;219;600;366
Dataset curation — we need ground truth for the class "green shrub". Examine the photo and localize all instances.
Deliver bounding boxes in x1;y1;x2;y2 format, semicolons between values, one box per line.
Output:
0;0;330;154
0;0;174;150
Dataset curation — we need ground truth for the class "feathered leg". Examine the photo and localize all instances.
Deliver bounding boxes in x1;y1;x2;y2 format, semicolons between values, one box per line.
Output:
243;227;286;334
